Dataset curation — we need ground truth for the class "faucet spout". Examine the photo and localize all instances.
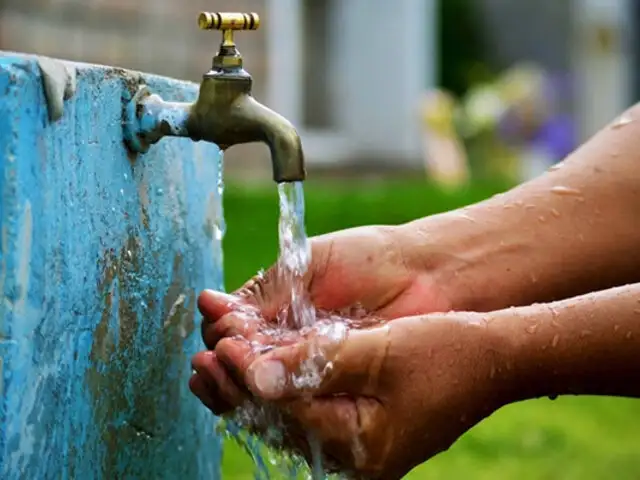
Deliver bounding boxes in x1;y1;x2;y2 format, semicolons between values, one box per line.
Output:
189;87;305;183
122;10;306;183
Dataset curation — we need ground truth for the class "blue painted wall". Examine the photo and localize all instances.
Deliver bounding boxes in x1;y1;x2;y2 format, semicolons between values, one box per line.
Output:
0;53;224;479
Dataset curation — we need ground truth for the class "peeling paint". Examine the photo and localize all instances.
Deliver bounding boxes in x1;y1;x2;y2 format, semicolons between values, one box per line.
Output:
36;56;76;122
0;53;225;479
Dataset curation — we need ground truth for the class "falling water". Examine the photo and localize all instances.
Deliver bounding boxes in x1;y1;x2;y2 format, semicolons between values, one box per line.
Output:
275;181;326;479
276;181;315;329
216;178;339;479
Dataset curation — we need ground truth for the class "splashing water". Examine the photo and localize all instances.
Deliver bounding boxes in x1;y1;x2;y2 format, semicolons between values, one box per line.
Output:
220;181;341;479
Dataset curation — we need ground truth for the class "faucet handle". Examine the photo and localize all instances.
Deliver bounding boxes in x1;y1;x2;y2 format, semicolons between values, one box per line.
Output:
198;12;260;70
198;12;260;31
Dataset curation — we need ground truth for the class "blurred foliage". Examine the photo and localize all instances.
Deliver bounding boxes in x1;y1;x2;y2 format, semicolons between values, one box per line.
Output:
437;0;495;97
219;177;640;479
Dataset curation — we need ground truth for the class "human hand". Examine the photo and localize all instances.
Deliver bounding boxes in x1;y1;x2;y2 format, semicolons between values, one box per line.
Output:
191;225;457;416
199;224;456;351
195;312;511;479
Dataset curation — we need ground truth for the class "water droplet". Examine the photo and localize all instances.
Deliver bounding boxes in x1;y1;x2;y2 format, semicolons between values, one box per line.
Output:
120;188;124;196
427;348;433;359
550;208;561;218
577;233;585;242
525;324;538;334
530;273;538;284
157;187;164;195
525;204;536;210
548;162;564;172
124;173;128;180
489;365;496;379
551;334;560;348
457;213;477;223
634;309;640;314
580;330;592;338
550;186;582;197
626;332;633;339
614;325;620;332
538;215;546;223
612;114;633;129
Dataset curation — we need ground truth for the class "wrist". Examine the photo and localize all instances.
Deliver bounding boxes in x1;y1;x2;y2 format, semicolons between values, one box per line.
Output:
397;208;529;313
487;303;579;403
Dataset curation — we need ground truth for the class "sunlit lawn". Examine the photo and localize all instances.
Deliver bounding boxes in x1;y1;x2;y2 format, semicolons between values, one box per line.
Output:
217;177;640;479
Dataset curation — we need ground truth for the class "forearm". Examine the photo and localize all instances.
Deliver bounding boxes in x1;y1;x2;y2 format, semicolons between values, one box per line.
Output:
402;104;640;312
493;283;640;401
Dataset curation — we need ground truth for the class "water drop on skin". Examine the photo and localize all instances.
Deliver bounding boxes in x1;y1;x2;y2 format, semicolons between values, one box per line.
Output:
626;332;633;339
538;215;546;223
580;330;592;339
612;114;633;129
550;186;583;197
550;208;561;218
551;334;560;348
614;325;620;332
525;324;538;334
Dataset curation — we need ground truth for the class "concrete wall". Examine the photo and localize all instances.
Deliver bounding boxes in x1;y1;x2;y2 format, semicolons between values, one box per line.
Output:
0;53;224;478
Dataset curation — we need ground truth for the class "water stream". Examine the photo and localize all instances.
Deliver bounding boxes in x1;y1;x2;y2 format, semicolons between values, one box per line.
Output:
215;174;335;478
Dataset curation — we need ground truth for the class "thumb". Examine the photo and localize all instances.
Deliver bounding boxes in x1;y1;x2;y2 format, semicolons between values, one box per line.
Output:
244;325;390;401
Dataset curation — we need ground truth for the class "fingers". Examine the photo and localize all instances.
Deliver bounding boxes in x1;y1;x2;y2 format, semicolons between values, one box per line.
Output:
199;289;264;350
202;309;261;350
216;325;389;401
190;350;249;415
198;290;244;319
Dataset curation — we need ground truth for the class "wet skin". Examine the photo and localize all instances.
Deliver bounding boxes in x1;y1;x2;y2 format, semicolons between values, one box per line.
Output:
190;103;640;478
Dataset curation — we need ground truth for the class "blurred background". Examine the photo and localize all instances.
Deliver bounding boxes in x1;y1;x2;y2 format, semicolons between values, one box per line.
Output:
3;0;640;478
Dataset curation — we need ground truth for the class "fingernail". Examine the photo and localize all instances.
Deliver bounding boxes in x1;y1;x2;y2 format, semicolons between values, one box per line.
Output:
249;360;286;397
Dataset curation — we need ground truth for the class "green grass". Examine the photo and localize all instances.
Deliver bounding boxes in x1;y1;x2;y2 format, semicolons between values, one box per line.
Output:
218;177;640;479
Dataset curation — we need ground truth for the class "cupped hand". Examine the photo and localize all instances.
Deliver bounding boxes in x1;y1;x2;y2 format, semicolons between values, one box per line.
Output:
191;225;455;417
199;224;455;348
194;312;513;479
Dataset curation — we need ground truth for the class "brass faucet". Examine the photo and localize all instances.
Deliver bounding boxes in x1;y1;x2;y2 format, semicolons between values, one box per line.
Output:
123;12;306;183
